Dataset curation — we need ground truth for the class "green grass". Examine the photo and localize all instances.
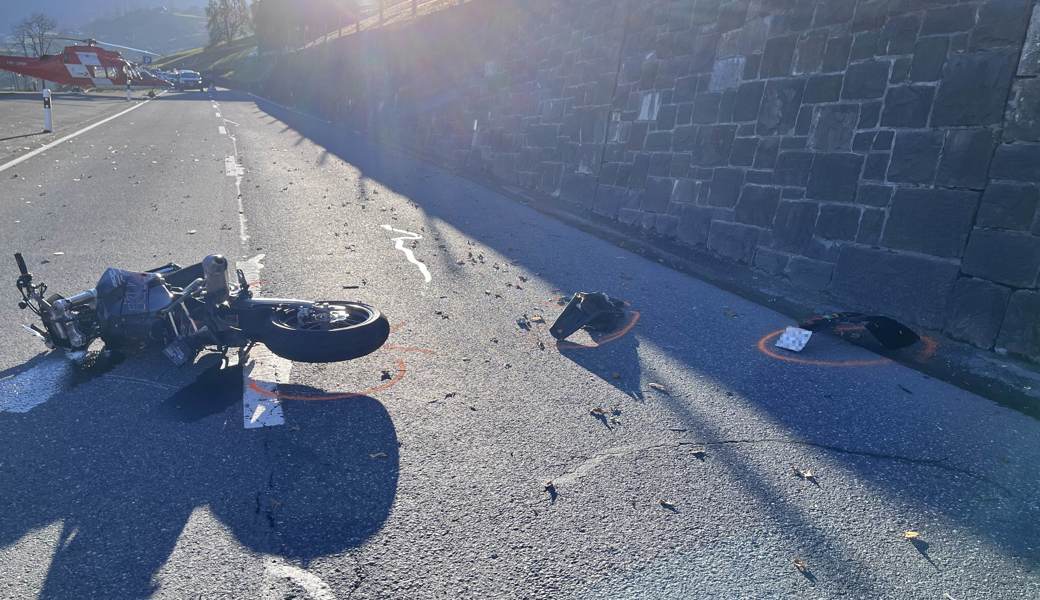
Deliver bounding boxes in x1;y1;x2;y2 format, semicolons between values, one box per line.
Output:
153;36;261;81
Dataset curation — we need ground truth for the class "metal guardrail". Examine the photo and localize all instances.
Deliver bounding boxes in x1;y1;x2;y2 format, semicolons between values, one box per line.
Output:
300;0;476;50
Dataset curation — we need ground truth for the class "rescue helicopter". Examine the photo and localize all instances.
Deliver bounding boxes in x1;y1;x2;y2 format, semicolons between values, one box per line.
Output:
0;38;170;90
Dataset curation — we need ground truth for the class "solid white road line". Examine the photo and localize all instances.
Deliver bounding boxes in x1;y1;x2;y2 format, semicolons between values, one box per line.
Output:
237;255;290;429
0;93;162;175
381;224;432;283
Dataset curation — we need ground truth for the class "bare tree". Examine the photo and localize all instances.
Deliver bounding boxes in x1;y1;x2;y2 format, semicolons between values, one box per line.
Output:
9;13;55;90
17;13;57;57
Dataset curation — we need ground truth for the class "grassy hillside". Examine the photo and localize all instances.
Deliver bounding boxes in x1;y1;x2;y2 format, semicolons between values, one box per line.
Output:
154;36;271;85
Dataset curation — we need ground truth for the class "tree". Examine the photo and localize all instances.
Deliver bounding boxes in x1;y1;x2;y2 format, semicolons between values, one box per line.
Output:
9;13;56;90
206;0;251;46
11;13;56;58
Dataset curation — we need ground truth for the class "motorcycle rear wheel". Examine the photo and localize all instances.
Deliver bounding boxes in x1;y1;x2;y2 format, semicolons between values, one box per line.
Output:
260;301;389;363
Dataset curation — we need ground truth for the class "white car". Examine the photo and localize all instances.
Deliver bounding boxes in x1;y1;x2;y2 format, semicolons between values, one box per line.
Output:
175;70;203;91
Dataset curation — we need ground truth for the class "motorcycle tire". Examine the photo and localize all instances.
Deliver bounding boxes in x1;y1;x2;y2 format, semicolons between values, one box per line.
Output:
260;301;389;363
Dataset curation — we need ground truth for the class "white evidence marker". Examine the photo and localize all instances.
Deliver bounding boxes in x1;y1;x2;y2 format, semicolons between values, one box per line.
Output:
776;326;813;352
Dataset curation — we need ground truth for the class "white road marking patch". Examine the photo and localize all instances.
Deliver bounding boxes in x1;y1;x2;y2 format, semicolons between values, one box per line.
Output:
237;255;290;429
0;356;71;413
218;125;227;136
265;560;336;600
0;93;162;175
215;111;221;118
381;224;432;283
223;118;240;126
224;155;244;177
242;348;289;429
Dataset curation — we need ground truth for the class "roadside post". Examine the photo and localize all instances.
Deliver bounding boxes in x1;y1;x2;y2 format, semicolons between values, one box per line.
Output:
42;89;52;133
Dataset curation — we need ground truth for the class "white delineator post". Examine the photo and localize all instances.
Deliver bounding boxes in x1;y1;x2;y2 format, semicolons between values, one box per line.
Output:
126;81;131;101
42;89;52;133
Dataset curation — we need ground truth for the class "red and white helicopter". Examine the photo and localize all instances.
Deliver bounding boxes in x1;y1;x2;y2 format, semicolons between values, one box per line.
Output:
0;38;170;90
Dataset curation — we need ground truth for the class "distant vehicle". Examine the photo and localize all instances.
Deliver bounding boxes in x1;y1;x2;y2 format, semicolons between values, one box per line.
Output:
175;70;203;91
0;38;169;90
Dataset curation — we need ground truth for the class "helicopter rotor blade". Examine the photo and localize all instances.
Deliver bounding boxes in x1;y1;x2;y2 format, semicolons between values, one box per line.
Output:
42;35;161;56
91;40;161;56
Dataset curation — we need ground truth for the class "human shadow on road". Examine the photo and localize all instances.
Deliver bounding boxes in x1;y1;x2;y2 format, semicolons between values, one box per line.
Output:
0;355;399;598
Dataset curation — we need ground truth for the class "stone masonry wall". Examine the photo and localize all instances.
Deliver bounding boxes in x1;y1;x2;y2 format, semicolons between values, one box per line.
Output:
258;0;1040;363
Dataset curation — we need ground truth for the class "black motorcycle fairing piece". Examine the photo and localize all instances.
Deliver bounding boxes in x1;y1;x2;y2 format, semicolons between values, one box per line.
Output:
799;312;920;350
550;292;627;341
95;268;176;351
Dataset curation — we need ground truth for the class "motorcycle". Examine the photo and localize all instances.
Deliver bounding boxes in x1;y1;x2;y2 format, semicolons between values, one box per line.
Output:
13;253;390;365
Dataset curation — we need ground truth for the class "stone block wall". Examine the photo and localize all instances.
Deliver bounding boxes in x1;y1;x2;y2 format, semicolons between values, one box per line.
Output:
258;0;1040;363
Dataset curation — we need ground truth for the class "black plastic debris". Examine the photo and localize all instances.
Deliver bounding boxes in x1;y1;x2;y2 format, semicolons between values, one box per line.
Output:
550;292;626;341
799;312;920;350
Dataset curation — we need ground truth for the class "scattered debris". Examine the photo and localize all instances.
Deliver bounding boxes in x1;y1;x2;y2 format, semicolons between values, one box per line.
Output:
898;384;914;395
187;229;197;235
903;530;921;541
516;316;531;330
793;557;808;573
800;312;920;350
444;392;457;399
544;480;557;503
369;452;388;459
648;383;669;395
723;307;739;319
380;370;392;381
590;407;611;429
688;446;707;460
791;466;818;485
529;314;545;324
52;252;64;256
550;292;626;341
776;326;813;352
658;499;677;512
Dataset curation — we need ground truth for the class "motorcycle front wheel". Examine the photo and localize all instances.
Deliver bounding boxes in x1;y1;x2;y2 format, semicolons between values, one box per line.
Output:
259;301;390;363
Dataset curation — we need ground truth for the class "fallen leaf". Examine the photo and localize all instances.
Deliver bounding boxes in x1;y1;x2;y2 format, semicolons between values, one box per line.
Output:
648;383;669;394
791;465;816;482
793;557;808;573
903;530;920;540
589;407;608;417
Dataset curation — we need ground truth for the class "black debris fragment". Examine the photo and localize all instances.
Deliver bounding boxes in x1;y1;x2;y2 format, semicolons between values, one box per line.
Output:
550;292;627;341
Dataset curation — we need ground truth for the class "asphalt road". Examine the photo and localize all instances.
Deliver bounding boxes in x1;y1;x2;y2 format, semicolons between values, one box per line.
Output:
0;89;1038;599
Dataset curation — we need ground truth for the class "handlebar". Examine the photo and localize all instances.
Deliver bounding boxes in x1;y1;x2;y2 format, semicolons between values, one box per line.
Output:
15;253;28;277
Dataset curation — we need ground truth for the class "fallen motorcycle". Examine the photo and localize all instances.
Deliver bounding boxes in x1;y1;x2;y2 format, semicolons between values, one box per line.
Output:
13;253;389;365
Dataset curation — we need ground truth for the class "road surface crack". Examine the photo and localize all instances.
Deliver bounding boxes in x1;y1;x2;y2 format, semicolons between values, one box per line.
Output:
550;437;1016;497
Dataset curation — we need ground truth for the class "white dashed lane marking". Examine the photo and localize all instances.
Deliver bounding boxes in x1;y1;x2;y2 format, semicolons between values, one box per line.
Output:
218;125;227;136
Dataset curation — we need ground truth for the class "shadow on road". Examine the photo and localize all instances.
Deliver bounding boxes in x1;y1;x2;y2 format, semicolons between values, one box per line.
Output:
0;352;399;598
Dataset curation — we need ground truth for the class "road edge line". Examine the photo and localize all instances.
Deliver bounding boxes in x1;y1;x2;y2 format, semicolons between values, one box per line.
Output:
0;92;164;175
